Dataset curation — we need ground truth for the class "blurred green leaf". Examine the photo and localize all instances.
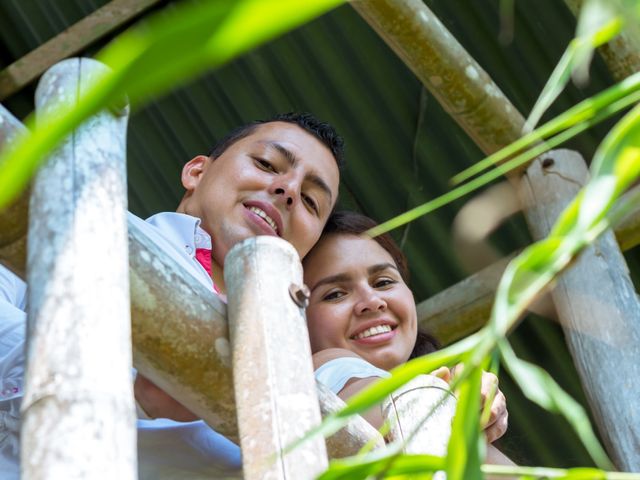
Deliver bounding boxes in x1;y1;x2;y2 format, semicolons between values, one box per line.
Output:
524;0;622;132
317;453;444;480
0;0;343;210
452;72;640;186
445;362;483;480
499;342;612;469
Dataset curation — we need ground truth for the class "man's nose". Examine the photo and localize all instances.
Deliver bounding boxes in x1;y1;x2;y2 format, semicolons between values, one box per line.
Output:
271;177;299;210
355;289;387;315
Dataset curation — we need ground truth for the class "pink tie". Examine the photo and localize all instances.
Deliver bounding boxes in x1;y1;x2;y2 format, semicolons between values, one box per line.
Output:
195;248;222;294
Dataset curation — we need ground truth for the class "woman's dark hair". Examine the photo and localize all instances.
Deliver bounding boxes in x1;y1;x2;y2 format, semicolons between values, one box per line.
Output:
318;210;439;358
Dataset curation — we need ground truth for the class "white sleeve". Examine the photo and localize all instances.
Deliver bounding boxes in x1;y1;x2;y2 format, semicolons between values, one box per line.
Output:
315;357;390;395
0;266;26;480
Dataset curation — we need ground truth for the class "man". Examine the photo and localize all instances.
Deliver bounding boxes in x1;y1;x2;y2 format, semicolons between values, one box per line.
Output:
0;112;344;479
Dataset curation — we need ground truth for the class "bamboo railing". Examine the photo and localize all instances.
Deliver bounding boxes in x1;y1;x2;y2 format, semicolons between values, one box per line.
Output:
3;58;463;479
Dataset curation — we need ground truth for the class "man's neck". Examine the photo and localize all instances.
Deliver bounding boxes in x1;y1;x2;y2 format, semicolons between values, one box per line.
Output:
210;260;226;294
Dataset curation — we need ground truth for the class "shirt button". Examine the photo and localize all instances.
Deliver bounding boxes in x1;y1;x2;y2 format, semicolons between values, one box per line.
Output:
185;245;193;254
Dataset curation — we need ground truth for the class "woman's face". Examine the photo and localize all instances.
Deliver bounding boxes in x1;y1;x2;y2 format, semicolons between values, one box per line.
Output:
303;234;417;371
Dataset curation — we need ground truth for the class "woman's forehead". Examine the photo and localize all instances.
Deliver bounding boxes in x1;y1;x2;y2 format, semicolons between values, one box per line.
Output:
304;234;395;280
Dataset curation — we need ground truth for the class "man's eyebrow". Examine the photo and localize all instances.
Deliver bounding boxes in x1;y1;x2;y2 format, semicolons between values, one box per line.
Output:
266;141;298;167
264;141;334;203
368;263;399;275
309;273;350;292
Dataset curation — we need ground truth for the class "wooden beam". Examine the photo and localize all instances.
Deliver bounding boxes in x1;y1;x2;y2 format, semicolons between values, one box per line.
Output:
225;237;328;479
22;58;135;479
417;182;640;345
519;149;640;471
351;0;526;157
0;0;161;100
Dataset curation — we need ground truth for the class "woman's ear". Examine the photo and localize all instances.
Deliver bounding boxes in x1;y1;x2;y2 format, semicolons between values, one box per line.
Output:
181;155;209;190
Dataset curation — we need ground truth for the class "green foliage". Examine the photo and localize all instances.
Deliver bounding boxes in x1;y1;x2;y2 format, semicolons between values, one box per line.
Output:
316;2;640;479
0;0;343;210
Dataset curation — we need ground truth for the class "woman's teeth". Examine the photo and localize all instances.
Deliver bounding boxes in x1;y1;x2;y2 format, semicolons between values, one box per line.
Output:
352;324;392;340
248;206;278;233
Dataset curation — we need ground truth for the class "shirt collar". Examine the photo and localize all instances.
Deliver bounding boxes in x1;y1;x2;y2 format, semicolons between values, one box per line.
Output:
144;212;212;257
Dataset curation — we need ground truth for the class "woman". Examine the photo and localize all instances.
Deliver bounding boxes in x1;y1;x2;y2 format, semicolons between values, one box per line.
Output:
302;210;511;453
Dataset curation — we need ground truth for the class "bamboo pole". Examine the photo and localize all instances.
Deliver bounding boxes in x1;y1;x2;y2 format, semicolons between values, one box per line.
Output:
21;58;136;479
225;236;328;479
351;0;526;157
564;0;640;81
0;105;28;278
382;375;455;458
518;149;640;471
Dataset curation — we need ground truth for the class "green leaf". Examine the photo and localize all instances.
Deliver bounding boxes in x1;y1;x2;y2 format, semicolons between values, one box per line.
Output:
445;362;484;480
523;0;622;132
499;342;613;470
317;453;445;480
0;0;343;210
451;71;640;186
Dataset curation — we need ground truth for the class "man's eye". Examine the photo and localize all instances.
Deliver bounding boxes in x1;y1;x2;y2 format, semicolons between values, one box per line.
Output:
254;158;276;172
323;290;345;301
302;193;319;214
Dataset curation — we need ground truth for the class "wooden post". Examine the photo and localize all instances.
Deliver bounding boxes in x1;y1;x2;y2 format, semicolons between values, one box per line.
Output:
21;58;136;479
519;149;640;471
0;105;29;278
225;236;328;479
382;375;456;455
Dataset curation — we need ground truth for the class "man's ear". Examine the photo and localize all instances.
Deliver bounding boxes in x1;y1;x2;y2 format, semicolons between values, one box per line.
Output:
181;155;209;191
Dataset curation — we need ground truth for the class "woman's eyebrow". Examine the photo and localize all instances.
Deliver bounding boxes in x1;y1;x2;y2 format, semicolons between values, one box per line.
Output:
367;263;398;275
309;273;350;292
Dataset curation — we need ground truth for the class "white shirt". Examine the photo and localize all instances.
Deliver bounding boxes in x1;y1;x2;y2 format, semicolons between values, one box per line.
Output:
315;357;390;394
0;212;242;480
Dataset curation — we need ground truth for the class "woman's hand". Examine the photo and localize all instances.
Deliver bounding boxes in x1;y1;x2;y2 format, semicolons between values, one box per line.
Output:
134;374;199;422
434;365;508;443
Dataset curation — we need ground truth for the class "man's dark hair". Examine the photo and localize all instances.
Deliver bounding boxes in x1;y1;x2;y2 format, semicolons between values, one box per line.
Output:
208;112;345;169
315;210;439;359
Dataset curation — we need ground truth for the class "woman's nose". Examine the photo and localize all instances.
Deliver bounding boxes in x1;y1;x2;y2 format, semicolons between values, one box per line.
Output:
355;289;387;315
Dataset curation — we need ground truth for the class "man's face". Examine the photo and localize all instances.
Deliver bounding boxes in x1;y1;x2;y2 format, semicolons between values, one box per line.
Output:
179;122;340;267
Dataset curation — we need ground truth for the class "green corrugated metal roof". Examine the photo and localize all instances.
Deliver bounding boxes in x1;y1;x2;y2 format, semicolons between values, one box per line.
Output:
1;0;636;468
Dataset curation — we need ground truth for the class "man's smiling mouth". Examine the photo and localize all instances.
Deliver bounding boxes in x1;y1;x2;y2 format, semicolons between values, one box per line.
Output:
247;206;279;234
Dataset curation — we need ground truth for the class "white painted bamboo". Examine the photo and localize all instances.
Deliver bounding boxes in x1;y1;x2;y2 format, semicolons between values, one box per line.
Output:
382;375;456;455
317;381;385;458
0;105;29;278
21;58;136;479
518;149;640;471
225;236;328;480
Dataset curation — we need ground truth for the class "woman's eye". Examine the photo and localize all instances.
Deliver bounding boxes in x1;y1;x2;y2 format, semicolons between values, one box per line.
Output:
302;194;319;214
374;278;396;289
254;158;276;172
